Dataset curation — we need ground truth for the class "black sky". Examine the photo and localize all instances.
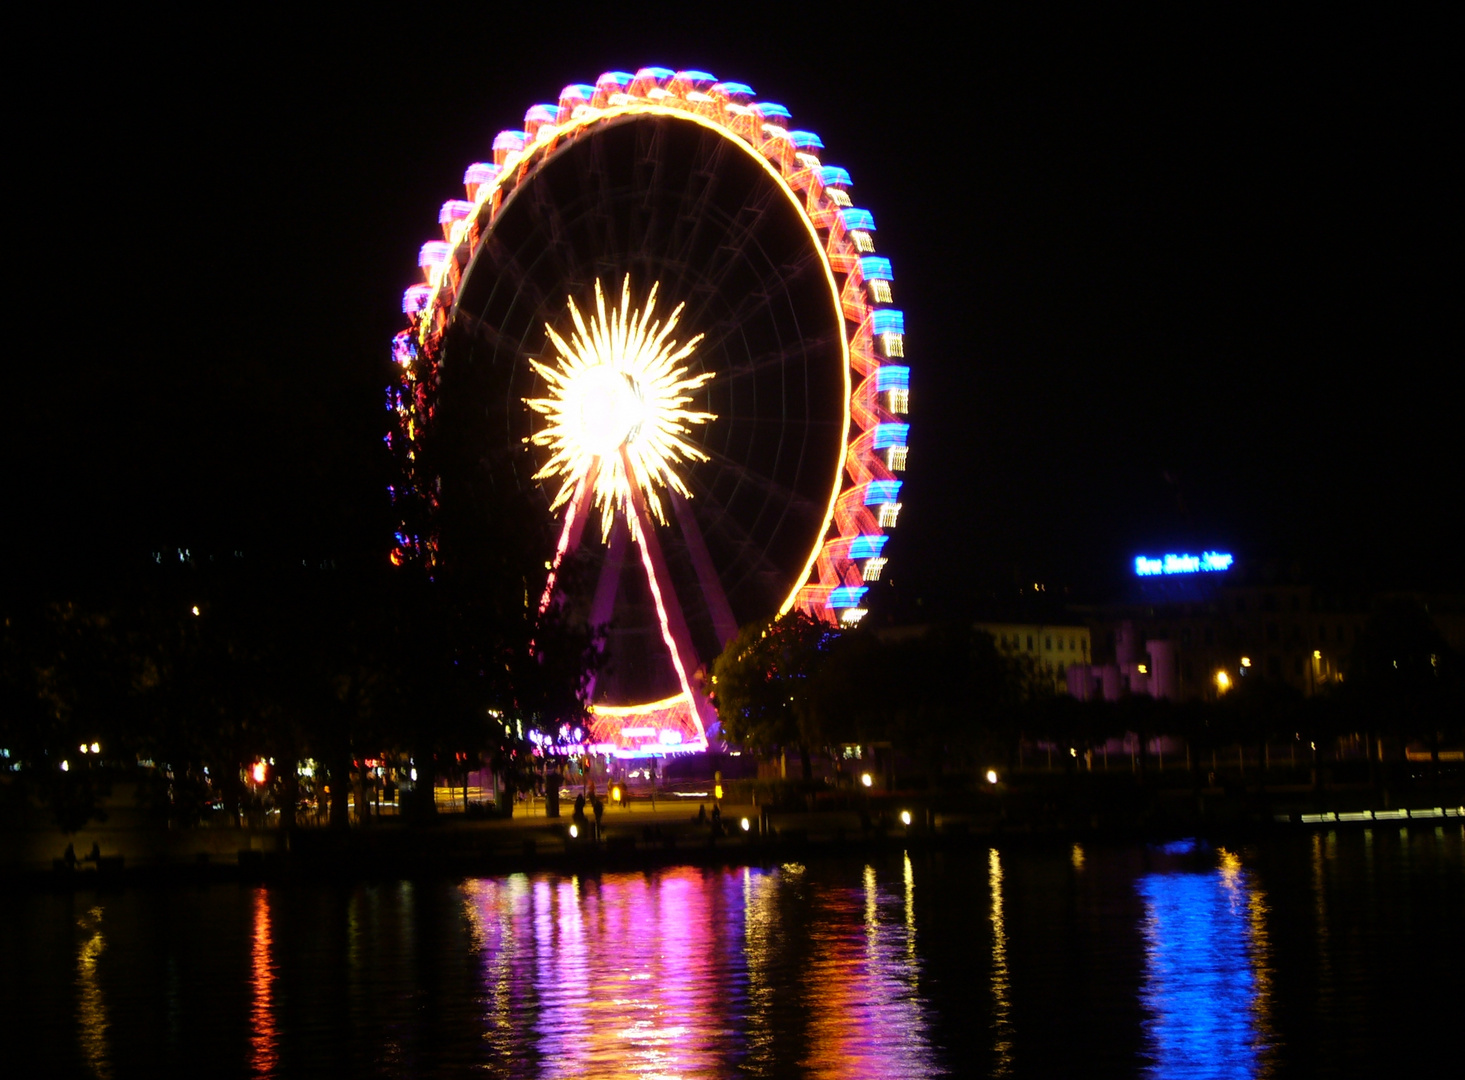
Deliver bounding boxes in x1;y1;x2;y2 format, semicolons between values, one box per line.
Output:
17;8;1459;607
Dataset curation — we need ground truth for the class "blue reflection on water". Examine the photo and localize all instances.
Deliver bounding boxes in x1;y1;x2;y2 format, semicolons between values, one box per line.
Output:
1138;860;1270;1079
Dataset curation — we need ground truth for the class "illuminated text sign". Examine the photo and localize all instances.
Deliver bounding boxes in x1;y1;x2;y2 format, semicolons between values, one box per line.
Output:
1134;551;1234;576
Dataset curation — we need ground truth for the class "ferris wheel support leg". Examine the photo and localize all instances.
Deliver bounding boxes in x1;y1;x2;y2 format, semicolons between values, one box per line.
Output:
670;490;739;650
537;464;599;615
582;517;630;702
625;461;715;748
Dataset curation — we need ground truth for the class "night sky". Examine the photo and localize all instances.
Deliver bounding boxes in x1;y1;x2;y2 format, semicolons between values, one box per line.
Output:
19;9;1457;610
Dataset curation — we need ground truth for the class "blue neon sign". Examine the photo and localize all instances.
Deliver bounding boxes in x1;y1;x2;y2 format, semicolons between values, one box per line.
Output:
1134;551;1234;576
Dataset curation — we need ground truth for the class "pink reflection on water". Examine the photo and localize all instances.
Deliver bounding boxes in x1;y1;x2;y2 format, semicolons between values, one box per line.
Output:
460;862;936;1078
249;887;278;1078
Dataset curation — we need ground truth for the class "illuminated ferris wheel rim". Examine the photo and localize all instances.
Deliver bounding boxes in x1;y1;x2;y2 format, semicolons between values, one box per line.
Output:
418;102;853;620
393;68;910;752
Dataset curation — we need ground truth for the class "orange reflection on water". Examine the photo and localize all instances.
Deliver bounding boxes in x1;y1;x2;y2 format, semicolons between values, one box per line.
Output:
800;860;938;1079
249;887;278;1078
989;847;1014;1076
76;904;110;1079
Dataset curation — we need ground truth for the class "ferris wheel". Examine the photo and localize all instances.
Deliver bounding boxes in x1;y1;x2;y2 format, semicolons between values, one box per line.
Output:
390;68;910;756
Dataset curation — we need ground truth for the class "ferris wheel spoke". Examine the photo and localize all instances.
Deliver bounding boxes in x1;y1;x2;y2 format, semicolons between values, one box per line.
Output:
522;184;593;289
659;134;738;281
706;331;844;385
685;249;829;354
691;447;834;588
677;187;791;327
453;306;530;359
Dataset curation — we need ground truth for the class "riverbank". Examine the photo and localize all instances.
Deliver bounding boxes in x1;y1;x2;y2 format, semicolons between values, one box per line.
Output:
7;773;1463;889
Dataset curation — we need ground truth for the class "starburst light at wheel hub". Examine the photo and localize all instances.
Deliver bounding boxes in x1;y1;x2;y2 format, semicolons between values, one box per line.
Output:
525;277;716;542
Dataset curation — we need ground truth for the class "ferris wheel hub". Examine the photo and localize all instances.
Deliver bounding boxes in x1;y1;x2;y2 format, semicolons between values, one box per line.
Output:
573;366;645;459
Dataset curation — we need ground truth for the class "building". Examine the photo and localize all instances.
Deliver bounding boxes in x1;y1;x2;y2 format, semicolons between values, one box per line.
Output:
973;620;1092;695
1070;551;1454;702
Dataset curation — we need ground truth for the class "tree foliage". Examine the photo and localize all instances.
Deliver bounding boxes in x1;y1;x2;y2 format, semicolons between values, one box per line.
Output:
0;554;599;832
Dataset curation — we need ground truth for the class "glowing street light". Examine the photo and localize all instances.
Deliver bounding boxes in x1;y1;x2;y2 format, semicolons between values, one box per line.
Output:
900;810;912;826
860;772;874;788
1216;670;1231;693
986;769;999;785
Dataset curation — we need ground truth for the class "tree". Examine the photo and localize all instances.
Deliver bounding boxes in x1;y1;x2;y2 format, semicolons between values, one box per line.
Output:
1343;602;1464;783
712;611;837;779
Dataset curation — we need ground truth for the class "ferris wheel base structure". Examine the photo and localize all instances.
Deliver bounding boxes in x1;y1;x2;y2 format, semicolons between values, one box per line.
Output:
389;68;911;759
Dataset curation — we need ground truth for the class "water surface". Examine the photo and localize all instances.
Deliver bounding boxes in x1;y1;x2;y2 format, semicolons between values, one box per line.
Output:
4;826;1460;1077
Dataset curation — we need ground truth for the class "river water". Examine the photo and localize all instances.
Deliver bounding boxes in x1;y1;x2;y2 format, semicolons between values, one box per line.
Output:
5;825;1461;1078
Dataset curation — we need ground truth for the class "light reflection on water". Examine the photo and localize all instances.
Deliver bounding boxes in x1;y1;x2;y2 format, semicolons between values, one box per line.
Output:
13;828;1460;1077
988;847;1014;1076
1138;847;1275;1079
249;887;278;1078
76;904;110;1079
461;862;938;1078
